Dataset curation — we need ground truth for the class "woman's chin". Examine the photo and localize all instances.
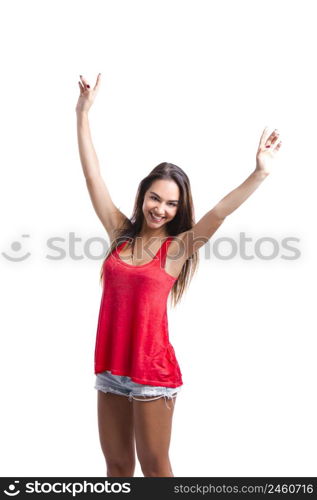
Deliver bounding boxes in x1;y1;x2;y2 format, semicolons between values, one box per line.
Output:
148;221;164;227
147;220;167;229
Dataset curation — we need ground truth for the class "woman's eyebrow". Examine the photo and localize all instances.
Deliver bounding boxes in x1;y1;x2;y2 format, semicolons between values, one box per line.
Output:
150;191;179;203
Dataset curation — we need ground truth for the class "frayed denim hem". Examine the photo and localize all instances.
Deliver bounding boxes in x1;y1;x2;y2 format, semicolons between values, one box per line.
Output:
95;384;178;409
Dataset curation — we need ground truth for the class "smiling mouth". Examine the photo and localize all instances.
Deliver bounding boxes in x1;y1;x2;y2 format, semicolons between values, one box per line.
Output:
150;211;165;222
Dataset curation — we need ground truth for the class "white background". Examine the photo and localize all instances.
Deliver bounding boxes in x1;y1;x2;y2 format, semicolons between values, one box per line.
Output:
0;0;316;477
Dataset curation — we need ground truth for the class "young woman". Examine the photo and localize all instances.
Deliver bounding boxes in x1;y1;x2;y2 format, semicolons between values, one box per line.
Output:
76;73;282;478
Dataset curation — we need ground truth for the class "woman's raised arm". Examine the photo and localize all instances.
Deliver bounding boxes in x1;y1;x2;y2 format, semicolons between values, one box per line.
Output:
175;128;282;261
76;74;128;240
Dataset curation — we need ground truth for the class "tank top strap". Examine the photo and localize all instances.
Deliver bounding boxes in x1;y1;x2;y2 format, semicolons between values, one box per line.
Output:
117;240;128;251
112;239;128;256
156;236;174;268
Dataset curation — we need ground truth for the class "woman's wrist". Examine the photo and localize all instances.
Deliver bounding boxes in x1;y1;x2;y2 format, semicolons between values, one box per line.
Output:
76;108;89;117
253;168;269;181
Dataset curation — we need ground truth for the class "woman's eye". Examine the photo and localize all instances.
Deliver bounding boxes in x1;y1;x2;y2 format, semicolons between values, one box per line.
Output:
150;195;176;207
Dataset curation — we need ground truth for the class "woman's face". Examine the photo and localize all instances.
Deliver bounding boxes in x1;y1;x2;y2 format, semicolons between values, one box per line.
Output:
142;179;180;228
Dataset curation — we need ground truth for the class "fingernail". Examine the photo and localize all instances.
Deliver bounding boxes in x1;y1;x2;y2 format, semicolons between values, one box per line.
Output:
87;85;90;88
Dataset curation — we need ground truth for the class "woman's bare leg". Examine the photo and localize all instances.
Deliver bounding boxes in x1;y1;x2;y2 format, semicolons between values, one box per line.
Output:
133;395;177;477
97;390;135;477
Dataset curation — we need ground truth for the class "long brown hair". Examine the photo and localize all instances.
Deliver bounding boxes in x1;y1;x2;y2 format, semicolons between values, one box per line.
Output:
99;162;199;307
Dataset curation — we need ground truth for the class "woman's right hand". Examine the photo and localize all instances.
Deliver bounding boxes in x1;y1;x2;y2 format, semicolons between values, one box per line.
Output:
76;73;101;114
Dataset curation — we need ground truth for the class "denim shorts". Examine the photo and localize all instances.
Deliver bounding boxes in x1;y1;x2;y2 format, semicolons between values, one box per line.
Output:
94;370;182;409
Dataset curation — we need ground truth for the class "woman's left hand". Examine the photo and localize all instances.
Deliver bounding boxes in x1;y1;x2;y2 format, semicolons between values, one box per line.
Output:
255;127;282;176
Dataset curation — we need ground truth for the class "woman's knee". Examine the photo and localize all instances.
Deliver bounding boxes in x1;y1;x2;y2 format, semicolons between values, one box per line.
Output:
140;456;173;477
106;456;136;477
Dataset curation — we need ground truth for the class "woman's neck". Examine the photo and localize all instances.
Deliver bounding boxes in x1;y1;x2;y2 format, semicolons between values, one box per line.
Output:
137;230;168;242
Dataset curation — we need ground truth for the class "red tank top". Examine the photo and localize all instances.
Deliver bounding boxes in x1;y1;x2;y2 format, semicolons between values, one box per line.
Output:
94;236;183;388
